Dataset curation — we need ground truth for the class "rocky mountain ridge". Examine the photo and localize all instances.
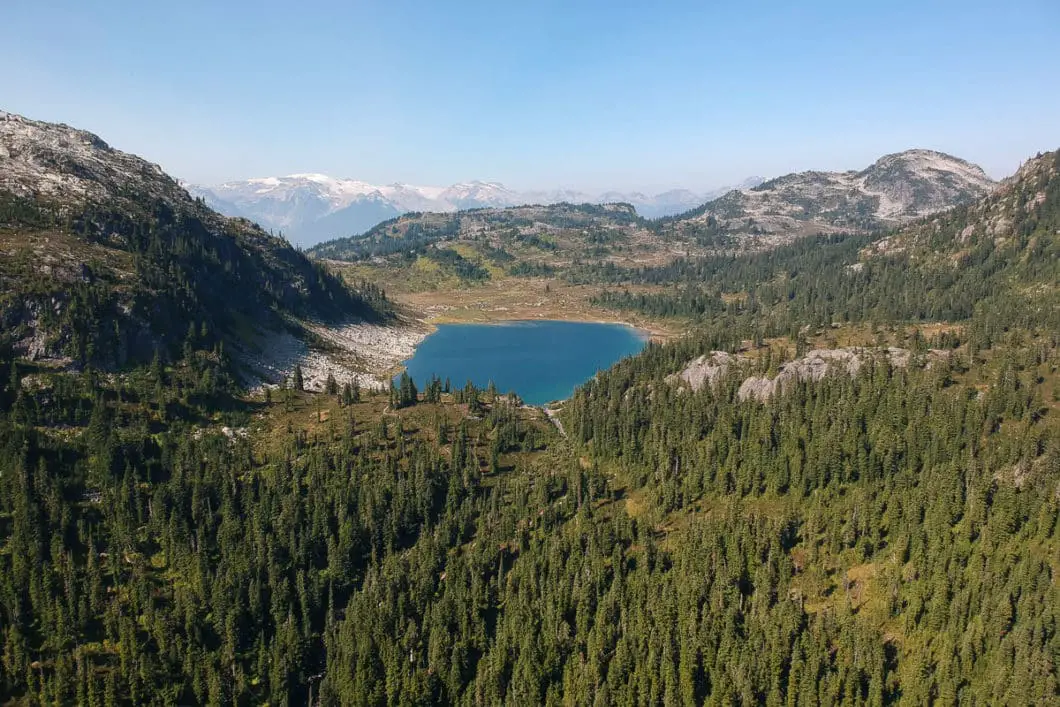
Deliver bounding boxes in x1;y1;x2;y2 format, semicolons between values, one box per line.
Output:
308;151;1003;272
672;149;996;240
310;148;1000;266
865;149;1058;259
1;110;179;208
0;109;387;375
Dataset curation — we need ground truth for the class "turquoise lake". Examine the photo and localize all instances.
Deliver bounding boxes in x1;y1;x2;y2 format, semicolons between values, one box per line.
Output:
398;320;649;405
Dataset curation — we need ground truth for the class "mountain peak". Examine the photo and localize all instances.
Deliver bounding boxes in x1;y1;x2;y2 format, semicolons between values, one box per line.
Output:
862;149;991;180
681;149;997;239
285;172;335;182
1;110;176;208
866;148;1058;259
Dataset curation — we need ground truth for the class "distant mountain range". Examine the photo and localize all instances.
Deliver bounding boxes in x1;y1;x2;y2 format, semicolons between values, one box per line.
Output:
190;150;996;250
308;149;998;266
185;175;765;247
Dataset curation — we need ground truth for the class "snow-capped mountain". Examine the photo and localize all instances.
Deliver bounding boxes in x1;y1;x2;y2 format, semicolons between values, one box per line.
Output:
188;174;437;243
189;174;765;247
438;181;519;210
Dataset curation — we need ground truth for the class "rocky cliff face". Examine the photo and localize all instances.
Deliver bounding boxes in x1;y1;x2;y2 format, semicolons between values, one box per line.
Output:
668;347;944;402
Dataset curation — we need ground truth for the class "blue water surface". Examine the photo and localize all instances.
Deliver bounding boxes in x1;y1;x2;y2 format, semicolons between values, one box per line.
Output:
398;320;649;405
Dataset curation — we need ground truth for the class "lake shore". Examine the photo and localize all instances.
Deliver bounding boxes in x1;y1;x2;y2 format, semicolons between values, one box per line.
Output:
242;274;675;395
384;276;683;343
399;319;647;406
241;316;430;392
424;312;666;342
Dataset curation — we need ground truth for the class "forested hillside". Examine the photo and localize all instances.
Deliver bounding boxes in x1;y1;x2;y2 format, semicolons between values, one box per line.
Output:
0;112;389;374
305;151;1000;308
585;150;1060;338
306;202;661;294
0;114;1057;705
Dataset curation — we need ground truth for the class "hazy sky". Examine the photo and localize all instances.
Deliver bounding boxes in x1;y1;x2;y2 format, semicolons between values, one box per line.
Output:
3;0;1058;191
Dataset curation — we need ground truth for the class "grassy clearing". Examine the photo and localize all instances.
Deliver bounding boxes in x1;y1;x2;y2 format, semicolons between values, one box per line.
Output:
247;387;561;477
391;275;681;340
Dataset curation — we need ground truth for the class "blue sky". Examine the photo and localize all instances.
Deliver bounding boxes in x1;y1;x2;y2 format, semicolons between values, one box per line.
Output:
3;0;1058;191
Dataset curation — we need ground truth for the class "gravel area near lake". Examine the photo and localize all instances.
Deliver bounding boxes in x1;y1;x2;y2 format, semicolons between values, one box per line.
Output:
238;318;429;392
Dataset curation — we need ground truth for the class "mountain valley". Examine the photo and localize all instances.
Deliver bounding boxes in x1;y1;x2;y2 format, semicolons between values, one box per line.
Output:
0;108;1058;705
303;149;1001;335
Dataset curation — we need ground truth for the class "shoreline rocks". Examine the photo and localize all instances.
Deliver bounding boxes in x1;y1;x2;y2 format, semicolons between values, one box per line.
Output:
239;319;429;392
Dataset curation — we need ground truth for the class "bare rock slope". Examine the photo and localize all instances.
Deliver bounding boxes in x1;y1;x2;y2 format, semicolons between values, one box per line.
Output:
669;347;946;402
677;149;996;240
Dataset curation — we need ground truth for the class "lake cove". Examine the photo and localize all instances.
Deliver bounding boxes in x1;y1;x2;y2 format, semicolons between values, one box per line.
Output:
398;320;649;406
